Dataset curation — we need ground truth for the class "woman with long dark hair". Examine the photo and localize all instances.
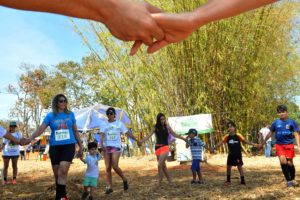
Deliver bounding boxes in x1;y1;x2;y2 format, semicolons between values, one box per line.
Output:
100;107;140;194
139;113;187;188
24;94;83;200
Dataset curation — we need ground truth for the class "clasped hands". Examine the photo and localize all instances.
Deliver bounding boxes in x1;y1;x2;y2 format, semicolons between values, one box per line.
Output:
103;1;197;56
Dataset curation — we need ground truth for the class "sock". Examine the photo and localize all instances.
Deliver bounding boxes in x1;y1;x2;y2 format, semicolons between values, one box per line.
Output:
4;177;7;181
227;175;231;182
56;184;66;199
281;164;291;182
241;176;245;184
288;165;295;180
13;177;16;180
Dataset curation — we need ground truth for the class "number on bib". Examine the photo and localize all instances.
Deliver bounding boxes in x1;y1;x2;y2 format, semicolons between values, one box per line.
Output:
55;129;70;141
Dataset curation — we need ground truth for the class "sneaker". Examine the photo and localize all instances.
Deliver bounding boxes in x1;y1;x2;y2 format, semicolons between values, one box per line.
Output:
60;198;69;200
239;183;246;187
191;180;197;184
88;196;93;200
224;181;231;186
123;180;129;190
81;192;89;200
198;181;204;184
287;181;294;187
105;188;113;195
12;179;17;184
3;180;7;185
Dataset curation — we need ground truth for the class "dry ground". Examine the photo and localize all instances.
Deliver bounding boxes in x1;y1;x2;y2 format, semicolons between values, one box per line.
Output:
0;152;300;200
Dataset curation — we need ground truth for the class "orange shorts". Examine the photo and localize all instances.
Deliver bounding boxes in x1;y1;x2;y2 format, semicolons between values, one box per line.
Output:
155;145;169;156
276;143;295;159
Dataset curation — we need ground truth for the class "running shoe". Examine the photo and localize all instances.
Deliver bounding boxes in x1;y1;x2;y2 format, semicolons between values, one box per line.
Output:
105;188;113;195
198;181;204;184
12;179;17;184
88;196;93;200
191;180;197;184
287;181;294;187
123;180;129;190
224;181;231;186
3;180;7;185
81;192;88;200
239;183;246;187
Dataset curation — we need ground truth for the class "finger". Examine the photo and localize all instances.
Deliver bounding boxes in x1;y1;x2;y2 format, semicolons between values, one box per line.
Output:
143;2;163;13
141;35;154;46
130;40;143;56
147;40;169;54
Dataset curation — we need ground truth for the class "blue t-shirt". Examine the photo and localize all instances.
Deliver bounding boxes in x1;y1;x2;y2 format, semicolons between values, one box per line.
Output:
270;119;299;145
188;137;206;160
43;111;77;146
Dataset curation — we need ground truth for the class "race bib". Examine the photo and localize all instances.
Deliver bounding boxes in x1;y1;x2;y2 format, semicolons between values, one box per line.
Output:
55;129;70;141
107;132;118;141
7;144;18;152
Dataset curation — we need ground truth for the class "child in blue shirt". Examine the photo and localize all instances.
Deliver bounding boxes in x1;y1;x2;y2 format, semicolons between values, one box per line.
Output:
185;129;211;184
80;142;101;200
260;105;299;187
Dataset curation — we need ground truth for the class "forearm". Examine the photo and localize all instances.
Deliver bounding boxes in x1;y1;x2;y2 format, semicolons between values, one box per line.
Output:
191;0;279;28
74;132;82;149
0;0;114;22
126;132;138;141
214;141;223;149
262;132;273;145
29;124;46;140
4;133;20;143
100;133;104;146
294;132;300;147
244;139;256;146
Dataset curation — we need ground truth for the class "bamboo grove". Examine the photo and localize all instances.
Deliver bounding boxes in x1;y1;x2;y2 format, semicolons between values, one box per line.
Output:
8;1;299;152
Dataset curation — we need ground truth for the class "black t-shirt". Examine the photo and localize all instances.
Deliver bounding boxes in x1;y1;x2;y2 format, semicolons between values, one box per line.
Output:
155;126;168;146
223;133;244;157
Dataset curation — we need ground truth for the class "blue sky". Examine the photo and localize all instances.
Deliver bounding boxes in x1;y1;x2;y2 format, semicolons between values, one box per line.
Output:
0;6;90;120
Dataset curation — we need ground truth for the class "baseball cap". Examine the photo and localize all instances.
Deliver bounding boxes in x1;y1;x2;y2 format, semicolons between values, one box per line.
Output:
185;128;197;135
9;121;17;127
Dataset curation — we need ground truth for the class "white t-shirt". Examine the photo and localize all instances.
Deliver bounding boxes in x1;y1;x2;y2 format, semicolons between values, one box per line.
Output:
84;154;101;178
100;120;128;149
259;127;271;142
19;145;25;151
0;125;7;138
3;132;22;156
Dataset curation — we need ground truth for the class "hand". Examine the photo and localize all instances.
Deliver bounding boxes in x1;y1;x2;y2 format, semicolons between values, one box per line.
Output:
131;12;198;55
102;146;106;153
256;144;263;150
102;0;164;45
137;141;142;147
20;138;31;145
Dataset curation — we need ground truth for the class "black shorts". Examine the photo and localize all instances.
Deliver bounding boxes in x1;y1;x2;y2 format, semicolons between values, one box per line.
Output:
2;155;19;159
49;143;75;165
227;154;243;166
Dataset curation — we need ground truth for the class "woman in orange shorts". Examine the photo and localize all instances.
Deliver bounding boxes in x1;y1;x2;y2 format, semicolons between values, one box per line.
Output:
139;113;187;188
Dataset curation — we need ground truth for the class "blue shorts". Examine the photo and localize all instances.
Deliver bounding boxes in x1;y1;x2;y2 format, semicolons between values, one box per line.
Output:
191;159;201;172
83;176;98;187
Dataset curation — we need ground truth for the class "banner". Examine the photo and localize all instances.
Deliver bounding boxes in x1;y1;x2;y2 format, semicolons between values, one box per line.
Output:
168;114;214;162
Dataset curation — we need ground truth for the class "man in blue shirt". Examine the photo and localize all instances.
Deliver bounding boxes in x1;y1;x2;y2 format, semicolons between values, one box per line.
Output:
260;105;300;187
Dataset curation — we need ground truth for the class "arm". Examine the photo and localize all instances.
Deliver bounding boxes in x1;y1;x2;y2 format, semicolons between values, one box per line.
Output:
185;137;190;148
258;132;263;144
0;0;164;45
261;131;274;145
73;123;83;157
139;127;155;143
168;126;187;141
3;133;21;144
294;131;300;154
242;139;257;146
29;123;48;141
214;140;224;150
0;143;5;152
125;131;139;142
79;156;85;163
100;132;105;152
131;0;279;54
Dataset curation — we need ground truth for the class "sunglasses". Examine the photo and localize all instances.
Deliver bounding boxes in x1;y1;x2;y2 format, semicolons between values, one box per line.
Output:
107;112;114;115
59;99;67;103
10;125;17;128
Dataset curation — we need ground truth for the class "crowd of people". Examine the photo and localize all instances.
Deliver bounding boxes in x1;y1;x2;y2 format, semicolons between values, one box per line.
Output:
0;93;299;200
